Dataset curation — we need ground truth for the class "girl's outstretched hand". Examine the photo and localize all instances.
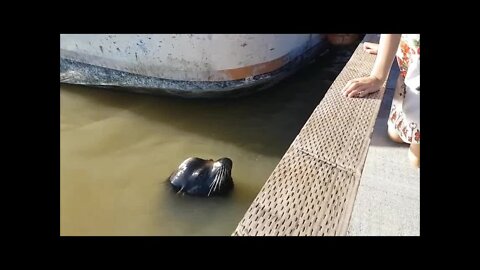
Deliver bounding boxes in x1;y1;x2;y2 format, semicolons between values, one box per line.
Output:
342;76;383;98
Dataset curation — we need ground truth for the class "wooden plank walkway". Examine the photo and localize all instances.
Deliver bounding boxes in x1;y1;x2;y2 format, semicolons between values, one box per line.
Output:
232;35;386;236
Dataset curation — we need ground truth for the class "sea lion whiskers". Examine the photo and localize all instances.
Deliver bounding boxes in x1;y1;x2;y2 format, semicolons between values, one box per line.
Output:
214;167;226;192
176;186;185;195
207;177;217;196
208;167;225;196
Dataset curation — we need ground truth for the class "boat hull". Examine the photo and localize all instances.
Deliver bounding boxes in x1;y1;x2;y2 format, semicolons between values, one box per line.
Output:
60;34;328;98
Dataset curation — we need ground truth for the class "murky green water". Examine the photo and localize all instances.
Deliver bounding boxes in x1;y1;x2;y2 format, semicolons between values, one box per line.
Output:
60;47;356;236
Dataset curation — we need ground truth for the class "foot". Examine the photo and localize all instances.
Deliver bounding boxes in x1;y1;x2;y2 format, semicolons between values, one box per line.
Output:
408;143;420;168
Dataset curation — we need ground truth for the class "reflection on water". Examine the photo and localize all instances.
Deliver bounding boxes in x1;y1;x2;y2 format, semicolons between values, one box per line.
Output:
60;47;357;235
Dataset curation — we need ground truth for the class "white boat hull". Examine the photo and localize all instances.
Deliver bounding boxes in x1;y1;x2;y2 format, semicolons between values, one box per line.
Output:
60;34;328;97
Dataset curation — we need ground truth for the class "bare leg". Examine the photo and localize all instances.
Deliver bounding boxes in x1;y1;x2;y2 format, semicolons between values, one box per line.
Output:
408;143;420;168
387;124;406;144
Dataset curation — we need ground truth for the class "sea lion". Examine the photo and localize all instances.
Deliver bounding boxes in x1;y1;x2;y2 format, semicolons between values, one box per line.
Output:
168;157;234;197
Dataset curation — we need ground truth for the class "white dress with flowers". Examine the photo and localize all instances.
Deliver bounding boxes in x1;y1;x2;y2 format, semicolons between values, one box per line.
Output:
388;34;420;144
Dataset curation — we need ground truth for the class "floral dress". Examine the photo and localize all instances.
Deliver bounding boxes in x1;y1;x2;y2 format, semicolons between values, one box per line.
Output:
388;34;420;144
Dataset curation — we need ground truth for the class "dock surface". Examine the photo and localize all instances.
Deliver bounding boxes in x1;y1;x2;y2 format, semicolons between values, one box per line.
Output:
233;35;389;236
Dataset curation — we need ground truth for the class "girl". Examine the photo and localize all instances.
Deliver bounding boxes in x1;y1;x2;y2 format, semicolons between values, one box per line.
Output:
342;34;420;168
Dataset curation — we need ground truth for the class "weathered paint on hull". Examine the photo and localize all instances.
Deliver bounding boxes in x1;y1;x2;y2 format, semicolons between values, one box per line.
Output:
60;34;328;98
